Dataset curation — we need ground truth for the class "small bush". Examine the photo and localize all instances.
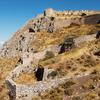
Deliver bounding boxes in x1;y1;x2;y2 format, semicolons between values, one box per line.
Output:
43;51;55;61
62;80;76;89
47;71;58;79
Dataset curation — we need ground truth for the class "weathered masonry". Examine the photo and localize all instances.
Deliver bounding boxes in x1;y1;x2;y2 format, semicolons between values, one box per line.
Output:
59;37;75;54
82;14;100;25
5;65;58;100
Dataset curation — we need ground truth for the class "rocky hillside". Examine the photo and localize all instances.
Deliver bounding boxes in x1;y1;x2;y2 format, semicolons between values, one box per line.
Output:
0;8;100;100
0;8;100;58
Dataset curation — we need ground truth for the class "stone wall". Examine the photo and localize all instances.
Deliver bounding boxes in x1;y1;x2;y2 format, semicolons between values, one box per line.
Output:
31;45;60;65
6;65;90;100
15;79;64;100
0;9;100;58
22;34;96;65
55;10;96;16
5;65;58;100
82;14;100;25
5;32;97;99
75;34;96;46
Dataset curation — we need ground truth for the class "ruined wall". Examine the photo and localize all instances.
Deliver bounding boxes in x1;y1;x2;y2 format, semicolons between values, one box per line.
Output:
6;65;90;100
32;45;60;64
15;79;64;100
82;14;100;24
1;9;100;58
6;65;58;100
54;19;71;29
75;34;96;46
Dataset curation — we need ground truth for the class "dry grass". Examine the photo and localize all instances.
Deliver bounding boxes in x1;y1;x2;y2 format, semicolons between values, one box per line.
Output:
30;24;100;51
32;74;100;100
39;39;100;78
14;72;37;85
0;56;19;100
1;24;100;99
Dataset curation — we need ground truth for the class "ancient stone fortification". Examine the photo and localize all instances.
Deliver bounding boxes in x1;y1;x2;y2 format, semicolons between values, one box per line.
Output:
21;33;96;65
4;8;100;100
6;64;91;100
0;8;100;58
83;14;100;24
5;32;97;100
6;65;59;100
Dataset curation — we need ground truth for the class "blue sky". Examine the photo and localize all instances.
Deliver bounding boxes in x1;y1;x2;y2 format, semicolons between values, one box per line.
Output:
0;0;100;44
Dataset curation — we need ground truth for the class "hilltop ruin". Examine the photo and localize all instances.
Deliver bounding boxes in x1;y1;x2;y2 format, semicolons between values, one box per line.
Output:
0;8;100;100
0;8;100;58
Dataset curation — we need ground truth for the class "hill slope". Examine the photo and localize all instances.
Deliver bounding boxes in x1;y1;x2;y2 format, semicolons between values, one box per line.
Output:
0;9;100;100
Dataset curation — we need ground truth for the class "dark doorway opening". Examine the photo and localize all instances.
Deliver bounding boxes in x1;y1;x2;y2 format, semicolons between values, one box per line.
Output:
35;66;44;81
97;20;100;24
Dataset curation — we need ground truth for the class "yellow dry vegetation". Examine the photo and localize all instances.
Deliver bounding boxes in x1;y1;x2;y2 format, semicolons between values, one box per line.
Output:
14;72;37;85
39;39;100;78
0;56;19;100
30;24;100;51
1;24;100;100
